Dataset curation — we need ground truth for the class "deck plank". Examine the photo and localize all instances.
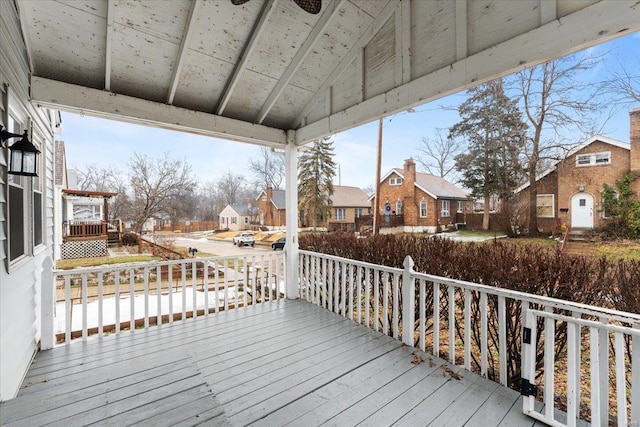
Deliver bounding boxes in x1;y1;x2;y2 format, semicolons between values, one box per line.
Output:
0;300;551;427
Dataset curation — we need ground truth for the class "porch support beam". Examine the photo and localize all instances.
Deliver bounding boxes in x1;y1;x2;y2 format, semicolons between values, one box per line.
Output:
285;130;299;299
167;0;201;105
30;77;287;147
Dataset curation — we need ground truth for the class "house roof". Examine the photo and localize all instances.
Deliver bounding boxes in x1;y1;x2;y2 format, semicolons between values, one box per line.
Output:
377;168;468;200
229;203;255;216
331;186;370;208
515;134;629;193
256;188;286;209
62;189;117;198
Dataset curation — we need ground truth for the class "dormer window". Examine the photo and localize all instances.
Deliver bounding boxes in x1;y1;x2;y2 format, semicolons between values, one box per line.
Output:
390;177;403;185
576;151;610;167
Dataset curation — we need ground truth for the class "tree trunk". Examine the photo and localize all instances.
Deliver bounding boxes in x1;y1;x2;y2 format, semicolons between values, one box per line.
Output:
482;194;490;230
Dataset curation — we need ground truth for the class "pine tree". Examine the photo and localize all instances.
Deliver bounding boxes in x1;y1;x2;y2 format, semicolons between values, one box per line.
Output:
450;79;527;230
298;137;337;230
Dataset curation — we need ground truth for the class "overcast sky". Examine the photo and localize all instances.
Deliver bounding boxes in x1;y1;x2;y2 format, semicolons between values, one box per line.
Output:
61;31;639;191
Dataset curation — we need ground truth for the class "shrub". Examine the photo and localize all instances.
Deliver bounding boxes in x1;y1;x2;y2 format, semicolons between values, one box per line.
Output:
121;232;139;246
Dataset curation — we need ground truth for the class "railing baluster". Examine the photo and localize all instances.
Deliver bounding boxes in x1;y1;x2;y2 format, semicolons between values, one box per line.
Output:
168;265;173;324
341;261;346;317
464;288;470;370
98;272;104;337
364;267;370;328
204;260;209;315
419;278;425;352
590;326;601;427
374;270;379;332
234;258;239;310
383;271;389;336
498;295;506;386
522;302;535;416
357;265;362;324
349;264;354;320
614;332;627;427
328;260;334;312
143;267;149;328
181;262;187;320
192;260;197;318
633;324;640;424
322;257;327;309
156;265;162;326
544;306;555;421
480;291;487;377
392;272;399;340
64;275;71;344
448;285;455;364
129;269;135;331
115;270;121;332
81;273;88;340
566;321;578;427
598;316;609;425
433;281;439;357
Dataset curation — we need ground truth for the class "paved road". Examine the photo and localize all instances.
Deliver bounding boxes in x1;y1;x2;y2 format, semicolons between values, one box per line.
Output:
172;236;272;257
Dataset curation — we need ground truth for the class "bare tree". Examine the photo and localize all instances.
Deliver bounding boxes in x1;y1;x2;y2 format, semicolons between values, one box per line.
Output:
128;152;196;235
512;53;604;235
77;165;131;221
415;129;462;179
602;55;640;106
216;171;247;206
248;146;285;190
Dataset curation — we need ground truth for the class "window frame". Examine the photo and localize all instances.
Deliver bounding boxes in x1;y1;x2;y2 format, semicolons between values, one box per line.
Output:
389;177;403;186
536;194;555;218
457;201;464;213
354;208;362;218
395;200;402;215
441;200;450;217
335;208;346;221
576;151;611;167
419;200;427;218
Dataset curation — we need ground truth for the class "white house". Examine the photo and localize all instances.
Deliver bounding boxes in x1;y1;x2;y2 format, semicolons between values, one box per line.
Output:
0;2;58;400
219;203;257;231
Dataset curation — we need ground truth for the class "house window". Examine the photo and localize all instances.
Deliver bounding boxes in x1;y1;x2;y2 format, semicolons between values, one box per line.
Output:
457;201;464;213
335;208;346;221
244;217;249;224
395;201;402;215
576;151;611;167
537;194;555;218
419;200;427;218
355;208;362;218
32;132;43;246
261;195;267;201
389;177;403;186
441;200;450;217
7;114;27;261
231;217;237;224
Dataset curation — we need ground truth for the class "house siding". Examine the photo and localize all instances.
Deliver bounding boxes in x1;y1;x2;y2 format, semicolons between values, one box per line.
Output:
1;1;56;401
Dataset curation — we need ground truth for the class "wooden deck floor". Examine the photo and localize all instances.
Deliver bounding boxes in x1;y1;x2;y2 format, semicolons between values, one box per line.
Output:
1;300;541;426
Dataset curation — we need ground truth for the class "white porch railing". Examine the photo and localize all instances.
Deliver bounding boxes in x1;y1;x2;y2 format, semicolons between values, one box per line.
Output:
299;250;640;427
46;253;284;344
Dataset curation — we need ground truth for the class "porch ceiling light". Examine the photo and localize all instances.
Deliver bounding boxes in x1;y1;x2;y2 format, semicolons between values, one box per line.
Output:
0;125;40;177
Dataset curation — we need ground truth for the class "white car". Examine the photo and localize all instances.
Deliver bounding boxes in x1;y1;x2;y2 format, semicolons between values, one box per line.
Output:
233;232;255;247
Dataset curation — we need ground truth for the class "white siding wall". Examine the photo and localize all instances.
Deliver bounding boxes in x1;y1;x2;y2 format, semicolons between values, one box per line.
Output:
0;1;56;401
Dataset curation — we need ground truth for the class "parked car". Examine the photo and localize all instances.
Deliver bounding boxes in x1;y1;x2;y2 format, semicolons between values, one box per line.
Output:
233;232;255;247
271;237;286;250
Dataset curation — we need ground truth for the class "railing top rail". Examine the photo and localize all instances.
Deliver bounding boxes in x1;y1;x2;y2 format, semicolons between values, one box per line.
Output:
529;309;640;335
53;253;282;276
302;250;640;325
299;250;403;275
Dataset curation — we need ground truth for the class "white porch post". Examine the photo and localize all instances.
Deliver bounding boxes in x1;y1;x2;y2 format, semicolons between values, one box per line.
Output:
41;256;55;350
285;130;299;299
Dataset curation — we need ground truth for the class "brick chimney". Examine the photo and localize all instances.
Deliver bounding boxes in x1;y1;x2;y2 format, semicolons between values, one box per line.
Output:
630;109;640;195
403;158;417;222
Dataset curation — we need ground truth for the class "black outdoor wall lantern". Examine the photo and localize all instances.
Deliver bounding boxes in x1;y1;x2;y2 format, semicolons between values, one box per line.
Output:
0;125;40;177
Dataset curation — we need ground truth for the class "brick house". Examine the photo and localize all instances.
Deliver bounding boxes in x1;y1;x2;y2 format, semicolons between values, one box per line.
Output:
516;109;640;233
328;186;371;232
256;187;286;228
373;158;470;233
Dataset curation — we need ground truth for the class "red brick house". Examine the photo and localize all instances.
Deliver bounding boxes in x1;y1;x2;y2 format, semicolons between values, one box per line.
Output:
373;158;470;233
256;187;286;228
516;109;640;233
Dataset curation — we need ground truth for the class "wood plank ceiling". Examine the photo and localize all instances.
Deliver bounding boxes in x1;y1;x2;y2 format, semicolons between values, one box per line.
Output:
14;0;640;147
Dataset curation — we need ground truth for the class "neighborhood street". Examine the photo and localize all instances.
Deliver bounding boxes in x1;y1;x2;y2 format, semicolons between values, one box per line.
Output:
171;235;272;257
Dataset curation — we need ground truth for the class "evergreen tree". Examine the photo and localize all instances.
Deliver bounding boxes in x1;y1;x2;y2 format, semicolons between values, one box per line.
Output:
298;137;337;230
450;79;527;230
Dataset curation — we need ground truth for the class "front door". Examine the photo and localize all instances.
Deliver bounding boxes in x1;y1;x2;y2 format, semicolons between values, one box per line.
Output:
571;193;594;228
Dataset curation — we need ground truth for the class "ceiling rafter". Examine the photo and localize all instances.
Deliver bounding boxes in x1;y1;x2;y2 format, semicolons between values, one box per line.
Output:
455;0;467;61
216;0;278;116
540;0;557;24
256;0;347;125
292;0;398;130
167;0;201;105
105;0;114;91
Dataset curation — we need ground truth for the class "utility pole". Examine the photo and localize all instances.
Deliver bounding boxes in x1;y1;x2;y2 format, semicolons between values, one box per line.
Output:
373;118;383;235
